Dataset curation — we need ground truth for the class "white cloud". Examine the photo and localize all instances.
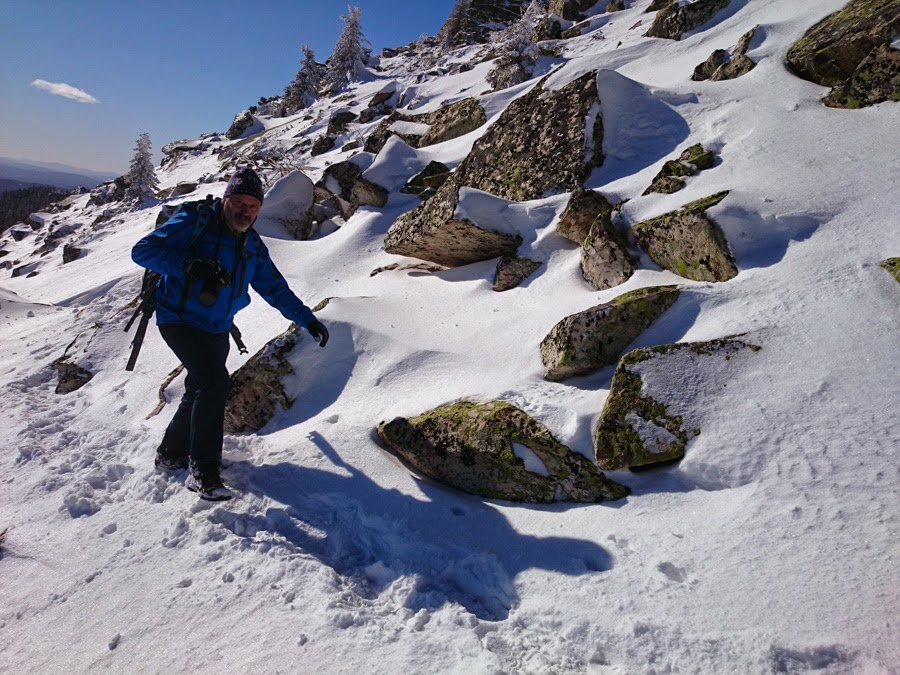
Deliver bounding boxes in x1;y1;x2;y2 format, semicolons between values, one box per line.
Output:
30;79;99;104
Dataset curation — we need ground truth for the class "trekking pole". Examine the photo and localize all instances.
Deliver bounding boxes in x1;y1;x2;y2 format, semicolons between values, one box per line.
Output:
125;309;151;371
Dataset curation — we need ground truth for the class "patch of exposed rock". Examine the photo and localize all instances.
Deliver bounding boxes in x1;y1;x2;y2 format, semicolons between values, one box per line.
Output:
89;177;127;206
365;98;487;154
400;161;451;199
549;0;597;21
881;257;900;282
785;0;899;109
225;110;257;140
493;255;541;291
633;191;737;282
377;400;629;503
223;324;301;433
644;0;730;41
540;285;681;381
593;337;761;469
557;188;614;243
314;162;388;220
643;143;716;195
693;26;759;82
55;357;93;394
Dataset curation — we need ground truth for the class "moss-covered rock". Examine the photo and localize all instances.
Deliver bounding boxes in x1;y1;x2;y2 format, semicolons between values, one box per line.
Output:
400;161;451;198
644;0;730;41
633;191;737;282
377;400;629;503
880;257;900;282
643;144;716;195
785;0;899;108
593;337;762;469
224;324;301;433
540;285;681;381
557;188;615;244
493;255;541;292
580;216;636;291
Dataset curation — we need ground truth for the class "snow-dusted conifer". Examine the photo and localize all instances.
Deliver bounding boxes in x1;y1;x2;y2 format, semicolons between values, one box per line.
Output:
284;45;325;113
323;5;372;93
486;0;544;91
438;0;472;50
125;132;158;204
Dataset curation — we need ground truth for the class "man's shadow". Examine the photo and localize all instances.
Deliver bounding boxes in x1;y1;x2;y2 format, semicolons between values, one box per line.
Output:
215;432;615;621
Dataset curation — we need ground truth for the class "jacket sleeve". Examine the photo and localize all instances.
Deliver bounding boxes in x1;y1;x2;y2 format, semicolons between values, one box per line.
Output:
131;209;196;276
249;238;316;328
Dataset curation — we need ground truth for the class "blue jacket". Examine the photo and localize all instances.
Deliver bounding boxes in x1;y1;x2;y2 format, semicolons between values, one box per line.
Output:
131;199;316;334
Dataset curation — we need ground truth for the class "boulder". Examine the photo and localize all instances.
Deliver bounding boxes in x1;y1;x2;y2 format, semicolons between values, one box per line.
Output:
692;48;729;81
643;143;715;195
311;135;337;157
258;170;316;240
365;98;487;154
377;400;629;503
540;285;681;381
646;0;675;11
557;188;614;244
55;358;93;394
881;257;900;283
88;177;127;206
384;178;523;266
593;337;761;469
225;110;256;140
606;1;626;12
327;109;358;135
168;182;198;198
224;324;301;433
581;217;635;291
493;255;541;292
400;161;451;198
532;16;563;42
823;43;900;109
548;0;597;21
62;245;83;264
315;161;388;219
633;191;737;282
644;0;730;41
709;53;757;81
693;26;759;82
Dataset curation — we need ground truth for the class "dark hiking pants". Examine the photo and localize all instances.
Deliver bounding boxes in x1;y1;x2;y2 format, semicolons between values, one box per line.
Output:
157;323;231;468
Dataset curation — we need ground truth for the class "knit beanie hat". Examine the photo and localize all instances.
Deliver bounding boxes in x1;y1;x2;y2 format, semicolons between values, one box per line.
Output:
224;168;265;204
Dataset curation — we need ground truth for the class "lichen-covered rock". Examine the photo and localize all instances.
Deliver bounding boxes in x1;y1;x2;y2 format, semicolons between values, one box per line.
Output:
581;217;635;291
710;53;757;81
785;0;899;91
633;191;737;282
679;143;716;170
643;144;715;195
548;0;596;21
693;27;759;82
493;254;541;291
315;161;388;219
400;161;451;198
644;0;730;41
55;358;93;394
455;71;604;202
224;324;301;433
540;285;681;381
365;99;487;154
692;48;729;81
384;177;523;266
377;400;629;503
593;337;761;469
880;257;900;282
557;188;614;244
823;43;900;109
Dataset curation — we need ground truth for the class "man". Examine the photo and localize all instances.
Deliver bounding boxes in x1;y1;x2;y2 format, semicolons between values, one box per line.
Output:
132;167;328;501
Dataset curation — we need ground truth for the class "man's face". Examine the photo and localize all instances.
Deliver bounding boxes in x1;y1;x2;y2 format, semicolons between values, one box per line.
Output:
223;194;261;233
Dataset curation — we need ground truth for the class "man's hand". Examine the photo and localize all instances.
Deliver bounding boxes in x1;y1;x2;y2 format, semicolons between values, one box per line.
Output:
307;320;329;348
184;257;220;281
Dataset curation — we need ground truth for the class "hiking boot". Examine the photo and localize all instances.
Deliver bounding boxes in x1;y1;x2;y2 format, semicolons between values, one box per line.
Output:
154;452;189;472
186;462;232;502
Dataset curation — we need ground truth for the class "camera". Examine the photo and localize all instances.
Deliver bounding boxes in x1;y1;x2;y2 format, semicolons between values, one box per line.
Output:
185;258;231;307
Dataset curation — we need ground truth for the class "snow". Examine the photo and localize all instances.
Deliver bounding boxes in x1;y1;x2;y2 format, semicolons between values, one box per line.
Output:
1;1;898;673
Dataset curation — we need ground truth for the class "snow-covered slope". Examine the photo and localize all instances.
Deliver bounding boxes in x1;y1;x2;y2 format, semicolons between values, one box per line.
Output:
0;1;897;673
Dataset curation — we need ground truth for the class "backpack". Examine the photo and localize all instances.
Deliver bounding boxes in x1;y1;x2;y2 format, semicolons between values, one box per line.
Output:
124;196;247;371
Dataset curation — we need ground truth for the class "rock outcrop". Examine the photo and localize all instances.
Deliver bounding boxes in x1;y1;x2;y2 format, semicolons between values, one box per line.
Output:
593;337;761;469
377;400;629;503
540;285;681;381
785;0;900;108
693;26;759;82
55;357;93;394
225;110;258;140
365;98;487;154
644;0;730;41
632;191;737;282
314;162;388;219
643;143;716;195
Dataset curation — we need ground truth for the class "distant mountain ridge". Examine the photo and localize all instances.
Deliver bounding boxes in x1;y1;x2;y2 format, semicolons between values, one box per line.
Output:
0;157;119;192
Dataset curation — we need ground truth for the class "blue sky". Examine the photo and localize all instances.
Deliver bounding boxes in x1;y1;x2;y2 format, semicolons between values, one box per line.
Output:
1;0;455;174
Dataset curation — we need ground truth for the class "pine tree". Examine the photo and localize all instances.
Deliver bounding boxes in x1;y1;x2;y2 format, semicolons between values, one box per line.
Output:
125;132;158;204
486;0;544;91
284;45;325;114
323;5;372;93
438;0;472;50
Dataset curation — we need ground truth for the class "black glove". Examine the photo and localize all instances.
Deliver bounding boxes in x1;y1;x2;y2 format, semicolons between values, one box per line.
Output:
184;257;220;281
307;319;329;348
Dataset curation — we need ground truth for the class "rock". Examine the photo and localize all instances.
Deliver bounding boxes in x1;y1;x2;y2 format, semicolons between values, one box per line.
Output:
644;0;730;41
593;337;761;469
606;1;625;12
692;48;729;81
679;143;716;170
400;161;451;198
258;170;316;240
823;43;900;109
315;161;388;219
581;217;636;291
368;86;396;107
327;109;358;135
365;99;487;154
643;144;716;195
310;135;336;156
646;0;675;11
377;400;629;503
155;203;181;227
532;16;562;42
385;178;523;266
225;110;256;140
548;0;596;21
55;358;93;394
88;177;127;206
633;191;737;282
561;21;591;39
880;257;900;283
493;255;541;291
557;188;614;244
540;285;681;381
785;0;899;91
223;324;301;433
168;182;198;198
62;245;83;264
709;53;757;81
